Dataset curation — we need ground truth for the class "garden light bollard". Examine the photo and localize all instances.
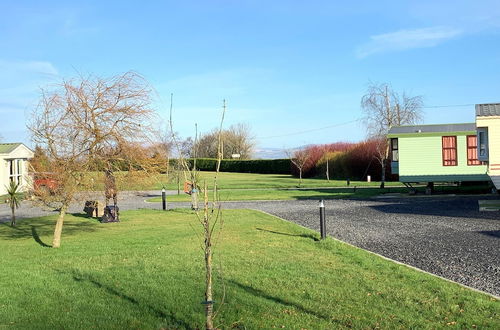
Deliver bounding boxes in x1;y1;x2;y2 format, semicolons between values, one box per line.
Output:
319;199;326;240
162;188;167;211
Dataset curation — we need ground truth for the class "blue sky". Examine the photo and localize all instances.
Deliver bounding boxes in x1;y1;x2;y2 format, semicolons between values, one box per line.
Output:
1;0;500;150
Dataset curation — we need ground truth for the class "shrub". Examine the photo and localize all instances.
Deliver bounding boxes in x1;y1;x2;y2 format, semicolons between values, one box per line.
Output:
310;139;392;181
292;142;354;178
344;139;382;181
316;151;349;179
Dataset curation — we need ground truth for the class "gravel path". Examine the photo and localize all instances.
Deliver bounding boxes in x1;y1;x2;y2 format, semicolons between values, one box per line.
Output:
2;192;499;296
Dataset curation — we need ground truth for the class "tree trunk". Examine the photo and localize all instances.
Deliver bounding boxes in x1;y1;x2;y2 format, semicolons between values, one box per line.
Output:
10;206;15;227
380;140;390;189
52;204;67;248
203;185;214;330
326;159;330;182
166;156;169;181
380;160;386;189
204;238;214;330
299;169;302;186
191;190;198;210
177;172;180;195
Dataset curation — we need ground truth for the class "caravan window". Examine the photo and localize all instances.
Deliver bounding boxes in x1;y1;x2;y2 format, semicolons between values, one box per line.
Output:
466;135;483;165
477;127;488;161
391;138;399;161
442;136;457;166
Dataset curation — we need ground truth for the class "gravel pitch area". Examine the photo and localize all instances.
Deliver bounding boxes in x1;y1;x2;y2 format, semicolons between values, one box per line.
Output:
2;192;499;296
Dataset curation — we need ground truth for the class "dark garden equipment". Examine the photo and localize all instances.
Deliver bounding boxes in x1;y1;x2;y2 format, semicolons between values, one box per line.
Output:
101;205;119;223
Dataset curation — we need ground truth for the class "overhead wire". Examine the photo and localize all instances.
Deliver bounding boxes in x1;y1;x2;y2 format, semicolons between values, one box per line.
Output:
253;103;478;140
257;118;362;139
422;103;475;109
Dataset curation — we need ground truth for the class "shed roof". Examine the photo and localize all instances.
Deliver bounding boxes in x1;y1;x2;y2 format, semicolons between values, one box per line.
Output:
476;103;500;116
0;143;23;154
388;123;476;135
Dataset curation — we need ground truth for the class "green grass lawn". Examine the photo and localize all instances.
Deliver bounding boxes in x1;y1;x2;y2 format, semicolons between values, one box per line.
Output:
104;171;399;191
1;210;498;329
0;193;25;204
149;187;409;202
148;184;493;203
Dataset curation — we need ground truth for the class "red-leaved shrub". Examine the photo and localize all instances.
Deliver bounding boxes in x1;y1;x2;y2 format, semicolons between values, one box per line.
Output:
291;139;393;180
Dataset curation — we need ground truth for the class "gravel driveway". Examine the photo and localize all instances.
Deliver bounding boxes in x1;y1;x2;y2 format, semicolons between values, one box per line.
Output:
2;192;499;296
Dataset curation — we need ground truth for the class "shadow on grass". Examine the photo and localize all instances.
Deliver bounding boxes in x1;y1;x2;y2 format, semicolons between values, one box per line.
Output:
228;279;340;324
30;226;51;247
256;227;319;241
67;271;192;328
0;216;100;244
70;212;99;220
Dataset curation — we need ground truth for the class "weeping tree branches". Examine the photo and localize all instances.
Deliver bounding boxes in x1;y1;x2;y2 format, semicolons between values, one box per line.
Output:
28;71;158;247
361;82;423;188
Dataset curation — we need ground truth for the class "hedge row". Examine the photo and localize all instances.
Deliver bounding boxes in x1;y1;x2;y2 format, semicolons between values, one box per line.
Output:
183;158;291;174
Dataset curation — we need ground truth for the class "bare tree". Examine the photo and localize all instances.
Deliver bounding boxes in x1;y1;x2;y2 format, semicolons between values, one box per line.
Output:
169;97;226;329
29;89;94;248
29;71;157;247
195;123;254;159
286;148;310;186
361;82;423;188
225;123;254;158
61;71;157;204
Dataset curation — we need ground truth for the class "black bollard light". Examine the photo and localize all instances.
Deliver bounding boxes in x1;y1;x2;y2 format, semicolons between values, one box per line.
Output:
162;188;167;211
319;199;326;240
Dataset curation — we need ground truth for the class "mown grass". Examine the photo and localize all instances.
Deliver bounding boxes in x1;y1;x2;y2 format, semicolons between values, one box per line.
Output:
0;209;498;329
92;171;399;191
148;187;407;202
148;184;493;203
0;193;25;204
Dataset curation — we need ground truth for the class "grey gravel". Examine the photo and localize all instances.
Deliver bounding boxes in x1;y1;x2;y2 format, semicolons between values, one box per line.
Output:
2;192;499;296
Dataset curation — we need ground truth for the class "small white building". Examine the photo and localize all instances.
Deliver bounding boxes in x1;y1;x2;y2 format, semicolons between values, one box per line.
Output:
0;143;34;195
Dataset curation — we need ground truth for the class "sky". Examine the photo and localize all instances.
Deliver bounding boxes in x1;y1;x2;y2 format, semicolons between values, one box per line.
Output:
1;0;500;153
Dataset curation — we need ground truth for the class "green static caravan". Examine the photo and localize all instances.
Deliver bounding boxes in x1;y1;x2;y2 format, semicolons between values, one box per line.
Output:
387;123;489;186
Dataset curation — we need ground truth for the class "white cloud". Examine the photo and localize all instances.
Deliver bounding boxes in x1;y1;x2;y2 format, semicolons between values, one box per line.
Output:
0;59;59;76
356;26;463;58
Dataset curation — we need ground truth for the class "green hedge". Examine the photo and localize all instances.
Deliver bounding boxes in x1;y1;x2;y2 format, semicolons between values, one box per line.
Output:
181;158;291;174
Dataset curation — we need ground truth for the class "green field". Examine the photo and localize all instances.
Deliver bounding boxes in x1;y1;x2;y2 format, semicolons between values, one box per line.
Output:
109;171;399;191
1;209;498;329
149;187;408;202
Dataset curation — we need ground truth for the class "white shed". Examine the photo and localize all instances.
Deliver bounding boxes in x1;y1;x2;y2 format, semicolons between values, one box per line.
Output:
0;143;34;195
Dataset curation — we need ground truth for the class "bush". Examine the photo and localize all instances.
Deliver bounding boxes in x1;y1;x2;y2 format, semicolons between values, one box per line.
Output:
291;142;354;178
344;139;382;181
316;151;349;179
310;139;392;181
